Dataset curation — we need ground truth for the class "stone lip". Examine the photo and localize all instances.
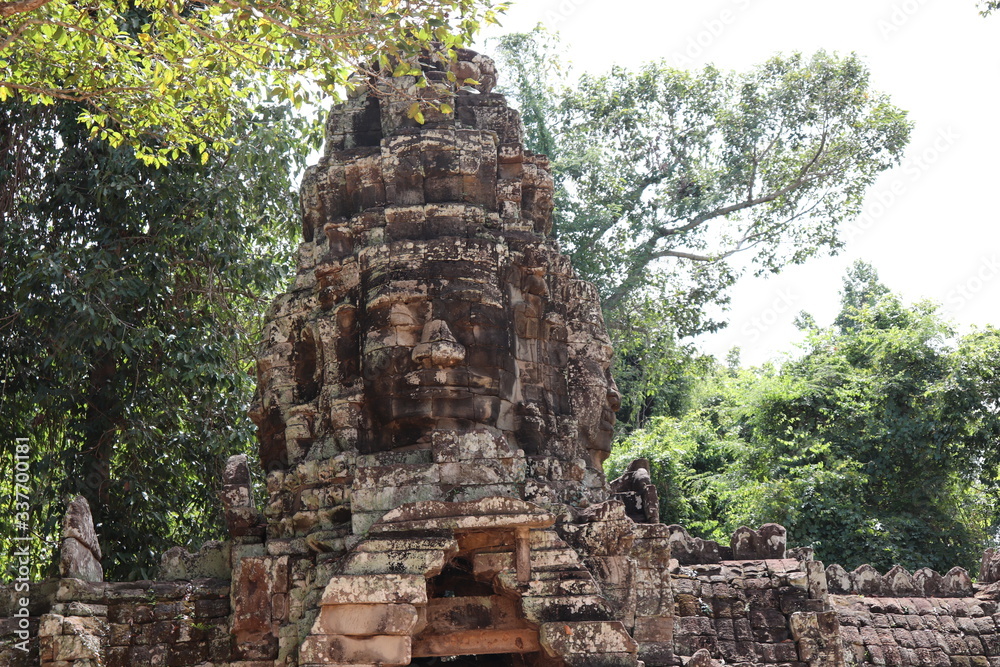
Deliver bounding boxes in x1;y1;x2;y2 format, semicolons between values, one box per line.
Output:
370;496;555;534
826;563;974;597
159;541;232;581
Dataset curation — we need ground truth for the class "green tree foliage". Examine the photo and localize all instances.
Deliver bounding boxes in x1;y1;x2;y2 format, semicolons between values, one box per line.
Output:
493;30;912;433
610;294;715;432
0;100;307;579
982;1;999;15
608;262;1000;573
494;30;911;317
0;0;506;163
832;259;892;332
606;409;739;540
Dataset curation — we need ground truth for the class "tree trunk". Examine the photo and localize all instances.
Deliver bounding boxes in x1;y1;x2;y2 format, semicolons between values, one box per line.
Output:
77;351;119;531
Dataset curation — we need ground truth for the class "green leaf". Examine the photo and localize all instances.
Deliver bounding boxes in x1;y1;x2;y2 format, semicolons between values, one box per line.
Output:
0;0;500;161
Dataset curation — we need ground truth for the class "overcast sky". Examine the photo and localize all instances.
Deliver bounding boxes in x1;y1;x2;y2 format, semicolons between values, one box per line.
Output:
476;0;1000;366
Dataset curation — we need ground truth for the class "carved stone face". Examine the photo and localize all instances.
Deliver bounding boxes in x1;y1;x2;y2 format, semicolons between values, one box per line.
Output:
252;50;622;492
358;236;515;452
571;343;622;468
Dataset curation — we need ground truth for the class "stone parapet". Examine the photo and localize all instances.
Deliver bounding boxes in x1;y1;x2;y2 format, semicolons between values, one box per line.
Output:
826;564;974;598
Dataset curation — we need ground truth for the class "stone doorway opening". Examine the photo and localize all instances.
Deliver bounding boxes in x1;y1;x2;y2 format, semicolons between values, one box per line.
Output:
411;549;544;663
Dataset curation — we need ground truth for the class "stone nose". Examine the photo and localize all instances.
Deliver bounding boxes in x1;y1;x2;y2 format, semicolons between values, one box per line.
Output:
411;319;466;368
607;380;622;412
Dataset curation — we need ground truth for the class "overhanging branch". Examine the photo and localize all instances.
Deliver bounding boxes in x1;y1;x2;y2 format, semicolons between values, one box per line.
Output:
0;0;52;17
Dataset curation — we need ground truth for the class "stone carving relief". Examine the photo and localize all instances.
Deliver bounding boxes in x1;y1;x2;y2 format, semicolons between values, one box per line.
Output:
249;48;621;529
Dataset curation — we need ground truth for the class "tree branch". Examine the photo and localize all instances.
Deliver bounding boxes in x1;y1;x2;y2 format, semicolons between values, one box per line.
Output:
603;130;834;310
0;81;150;101
652;127;831;241
0;0;52;18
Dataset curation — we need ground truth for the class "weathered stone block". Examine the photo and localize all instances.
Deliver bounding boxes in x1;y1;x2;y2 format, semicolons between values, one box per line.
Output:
194;597;230;619
167;640;209;666
883;566;918;597
496;571;600;597
634;615;674;642
354;536;458;554
49;601;106;618
160;541;231;581
853;564;883;596
750;607;788;629
59;538;103;583
731;526;759;560
320;574;428;605
758;524;787;559
637;640;675;666
473;547;582;578
312;604;419;636
521;594;614;623
340;549;447;576
371;497;554;533
539;620;638;656
52;634;101;662
62;496;101;557
826;564;852;594
676;615;714;636
941;568;974;597
635;586;674;617
299;633;411;665
806;560;829;600
674;633;719;656
790;611;820;639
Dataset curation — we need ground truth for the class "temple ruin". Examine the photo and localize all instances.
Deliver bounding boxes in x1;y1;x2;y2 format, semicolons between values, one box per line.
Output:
4;48;1000;667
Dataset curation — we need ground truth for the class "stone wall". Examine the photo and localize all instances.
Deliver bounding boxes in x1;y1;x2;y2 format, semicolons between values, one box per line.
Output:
7;517;1000;667
833;593;1000;667
39;578;231;667
667;555;840;667
1;580;57;666
825;562;1000;667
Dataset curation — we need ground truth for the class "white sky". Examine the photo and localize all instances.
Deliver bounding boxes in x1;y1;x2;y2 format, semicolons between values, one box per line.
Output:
476;0;1000;366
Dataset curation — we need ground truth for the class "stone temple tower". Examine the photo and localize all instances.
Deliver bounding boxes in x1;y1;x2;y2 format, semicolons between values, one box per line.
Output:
243;47;657;667
250;47;622;536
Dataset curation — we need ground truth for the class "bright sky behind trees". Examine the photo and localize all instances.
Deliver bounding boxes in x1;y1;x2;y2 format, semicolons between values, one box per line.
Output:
478;0;1000;365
